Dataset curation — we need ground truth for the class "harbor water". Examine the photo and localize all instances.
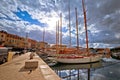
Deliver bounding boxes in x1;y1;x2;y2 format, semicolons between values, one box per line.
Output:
50;58;120;80
38;53;120;80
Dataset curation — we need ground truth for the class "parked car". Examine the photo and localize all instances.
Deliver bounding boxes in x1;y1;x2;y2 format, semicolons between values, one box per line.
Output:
0;47;8;63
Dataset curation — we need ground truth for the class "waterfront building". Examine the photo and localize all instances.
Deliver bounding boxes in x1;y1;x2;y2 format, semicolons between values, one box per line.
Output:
0;30;38;49
28;38;37;49
37;41;50;50
0;31;7;46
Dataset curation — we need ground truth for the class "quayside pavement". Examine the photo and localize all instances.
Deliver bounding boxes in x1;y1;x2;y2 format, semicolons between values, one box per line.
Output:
0;52;61;80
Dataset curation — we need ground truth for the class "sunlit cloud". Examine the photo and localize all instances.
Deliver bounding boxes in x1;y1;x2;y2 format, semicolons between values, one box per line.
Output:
0;0;120;48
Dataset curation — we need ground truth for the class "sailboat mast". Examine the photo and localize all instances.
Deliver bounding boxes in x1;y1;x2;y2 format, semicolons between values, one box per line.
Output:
68;0;71;47
58;20;60;46
43;28;45;42
25;32;28;50
82;0;89;52
75;8;79;49
60;13;62;48
43;28;45;51
56;21;58;54
56;21;58;49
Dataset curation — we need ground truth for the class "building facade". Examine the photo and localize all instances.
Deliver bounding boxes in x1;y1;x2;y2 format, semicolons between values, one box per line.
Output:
37;41;50;50
0;30;38;49
0;31;7;46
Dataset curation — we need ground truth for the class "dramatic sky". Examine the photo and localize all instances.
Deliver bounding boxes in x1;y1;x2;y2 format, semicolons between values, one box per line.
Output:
0;0;120;48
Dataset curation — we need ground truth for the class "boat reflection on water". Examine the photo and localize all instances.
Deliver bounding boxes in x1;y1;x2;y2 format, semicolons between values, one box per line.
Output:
51;61;102;80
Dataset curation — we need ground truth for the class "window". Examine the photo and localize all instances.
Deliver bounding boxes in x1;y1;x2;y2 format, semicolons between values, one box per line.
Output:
1;35;3;37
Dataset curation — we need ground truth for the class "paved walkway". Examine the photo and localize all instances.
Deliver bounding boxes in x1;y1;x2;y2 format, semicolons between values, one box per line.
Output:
0;52;61;80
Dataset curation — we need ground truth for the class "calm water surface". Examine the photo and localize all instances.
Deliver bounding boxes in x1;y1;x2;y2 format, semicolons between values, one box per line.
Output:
51;58;120;80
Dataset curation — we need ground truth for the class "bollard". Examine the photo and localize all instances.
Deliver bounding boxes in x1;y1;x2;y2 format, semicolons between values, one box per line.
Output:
29;52;35;59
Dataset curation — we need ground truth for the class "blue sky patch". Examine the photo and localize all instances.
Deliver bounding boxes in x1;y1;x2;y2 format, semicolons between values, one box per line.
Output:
62;27;68;32
13;8;46;27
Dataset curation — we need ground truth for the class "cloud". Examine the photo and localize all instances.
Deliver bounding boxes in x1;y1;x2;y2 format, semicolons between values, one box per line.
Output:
0;0;120;48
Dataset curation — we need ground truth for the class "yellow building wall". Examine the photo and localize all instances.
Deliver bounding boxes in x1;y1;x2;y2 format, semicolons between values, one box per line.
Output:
0;30;38;49
0;31;7;46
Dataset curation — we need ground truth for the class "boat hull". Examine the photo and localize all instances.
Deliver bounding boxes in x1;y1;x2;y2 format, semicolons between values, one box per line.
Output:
55;55;101;63
111;52;120;60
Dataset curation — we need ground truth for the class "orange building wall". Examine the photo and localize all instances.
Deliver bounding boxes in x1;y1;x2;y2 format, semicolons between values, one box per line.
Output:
0;30;38;49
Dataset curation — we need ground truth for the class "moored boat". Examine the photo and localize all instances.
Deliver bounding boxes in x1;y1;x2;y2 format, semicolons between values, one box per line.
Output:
56;54;101;63
111;52;120;60
55;0;102;64
55;48;101;63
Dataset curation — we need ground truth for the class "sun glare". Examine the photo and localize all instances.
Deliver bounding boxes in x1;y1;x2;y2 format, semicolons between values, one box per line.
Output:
46;17;59;31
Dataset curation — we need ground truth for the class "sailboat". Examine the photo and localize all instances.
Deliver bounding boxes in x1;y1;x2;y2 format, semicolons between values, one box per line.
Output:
55;0;101;63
